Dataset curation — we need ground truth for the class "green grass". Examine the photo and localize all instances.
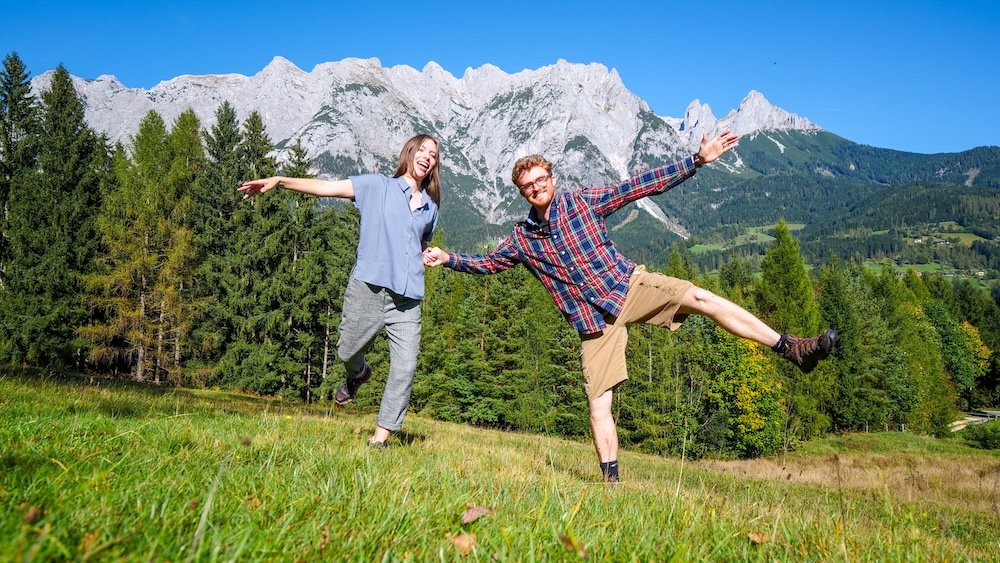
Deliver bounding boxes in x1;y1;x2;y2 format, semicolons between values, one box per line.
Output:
926;232;988;246
863;260;945;274
689;225;807;255
2;374;999;560
688;243;725;255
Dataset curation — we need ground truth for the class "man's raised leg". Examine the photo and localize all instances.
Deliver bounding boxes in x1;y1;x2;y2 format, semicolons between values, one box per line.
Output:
677;286;781;346
677;286;837;372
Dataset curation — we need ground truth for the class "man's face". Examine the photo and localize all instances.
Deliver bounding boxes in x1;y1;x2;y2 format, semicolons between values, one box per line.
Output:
517;166;555;209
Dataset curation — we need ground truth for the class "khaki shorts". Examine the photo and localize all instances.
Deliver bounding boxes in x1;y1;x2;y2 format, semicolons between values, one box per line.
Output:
580;267;694;401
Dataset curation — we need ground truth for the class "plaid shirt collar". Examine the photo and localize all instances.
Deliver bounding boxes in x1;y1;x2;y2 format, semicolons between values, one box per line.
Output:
520;205;552;237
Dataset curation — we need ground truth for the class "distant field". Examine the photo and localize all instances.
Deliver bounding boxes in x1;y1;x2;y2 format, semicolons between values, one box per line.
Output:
929;232;989;246
863;260;945;274
901;221;989;248
689;243;725;254
861;261;998;292
689;224;804;254
2;374;998;560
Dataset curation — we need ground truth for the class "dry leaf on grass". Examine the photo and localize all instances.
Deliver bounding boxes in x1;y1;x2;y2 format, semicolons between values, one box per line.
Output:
80;532;100;553
559;533;588;558
23;506;44;524
461;506;492;525
748;531;768;544
451;532;477;555
320;524;331;553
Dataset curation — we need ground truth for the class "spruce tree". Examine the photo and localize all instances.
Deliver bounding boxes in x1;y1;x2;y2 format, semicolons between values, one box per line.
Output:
0;52;39;290
819;260;897;431
218;111;290;394
758;220;828;438
1;65;104;369
275;137;358;401
758;220;820;335
189;102;243;371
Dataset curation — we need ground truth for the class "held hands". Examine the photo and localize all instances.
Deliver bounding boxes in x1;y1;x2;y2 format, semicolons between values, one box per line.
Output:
698;130;740;164
423;247;449;267
237;177;280;200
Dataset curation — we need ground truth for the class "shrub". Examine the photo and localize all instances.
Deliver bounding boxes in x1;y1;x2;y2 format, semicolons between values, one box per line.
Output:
961;419;1000;450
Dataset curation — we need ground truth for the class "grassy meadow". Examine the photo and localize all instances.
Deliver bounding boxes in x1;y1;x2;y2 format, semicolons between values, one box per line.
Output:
2;374;999;561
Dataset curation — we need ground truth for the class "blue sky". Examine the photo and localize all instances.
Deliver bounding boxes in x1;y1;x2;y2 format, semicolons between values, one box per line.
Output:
2;0;997;154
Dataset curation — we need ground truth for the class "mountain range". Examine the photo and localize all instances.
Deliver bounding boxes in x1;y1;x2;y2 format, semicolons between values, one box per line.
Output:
31;57;1000;259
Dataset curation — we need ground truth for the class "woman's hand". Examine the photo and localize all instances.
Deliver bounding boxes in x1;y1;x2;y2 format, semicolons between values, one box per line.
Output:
237;177;281;199
423;247;449;267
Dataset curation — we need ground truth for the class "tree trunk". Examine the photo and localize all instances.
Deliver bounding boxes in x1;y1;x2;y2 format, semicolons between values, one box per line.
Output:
306;349;312;403
135;282;146;381
174;281;183;368
155;297;165;385
322;301;331;380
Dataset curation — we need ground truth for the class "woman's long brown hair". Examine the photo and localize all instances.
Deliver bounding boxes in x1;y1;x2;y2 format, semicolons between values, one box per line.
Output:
393;134;441;206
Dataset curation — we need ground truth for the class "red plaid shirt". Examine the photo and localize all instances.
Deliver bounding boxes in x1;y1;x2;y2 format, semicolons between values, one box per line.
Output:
446;157;698;335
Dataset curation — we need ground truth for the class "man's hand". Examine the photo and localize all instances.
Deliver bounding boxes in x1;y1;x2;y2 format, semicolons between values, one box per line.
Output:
423;247;449;267
698;130;740;164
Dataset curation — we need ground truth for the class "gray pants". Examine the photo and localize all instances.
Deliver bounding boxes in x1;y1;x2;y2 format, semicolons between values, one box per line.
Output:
337;277;421;432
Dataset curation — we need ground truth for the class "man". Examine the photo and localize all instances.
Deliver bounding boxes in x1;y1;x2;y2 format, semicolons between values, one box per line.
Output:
423;130;836;482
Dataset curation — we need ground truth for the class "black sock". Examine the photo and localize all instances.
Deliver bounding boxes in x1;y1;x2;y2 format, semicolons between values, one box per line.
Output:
771;334;789;354
599;460;619;482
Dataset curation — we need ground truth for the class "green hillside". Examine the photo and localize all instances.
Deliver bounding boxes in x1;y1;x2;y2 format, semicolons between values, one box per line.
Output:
3;375;998;560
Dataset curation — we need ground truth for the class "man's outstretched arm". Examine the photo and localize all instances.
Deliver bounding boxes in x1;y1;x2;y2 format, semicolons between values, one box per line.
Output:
423;237;520;274
587;130;740;217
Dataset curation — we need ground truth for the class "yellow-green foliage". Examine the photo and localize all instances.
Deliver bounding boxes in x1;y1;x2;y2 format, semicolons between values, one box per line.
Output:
705;329;784;457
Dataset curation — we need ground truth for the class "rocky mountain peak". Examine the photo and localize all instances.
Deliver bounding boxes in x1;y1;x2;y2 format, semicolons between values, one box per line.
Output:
28;58;823;233
722;89;820;137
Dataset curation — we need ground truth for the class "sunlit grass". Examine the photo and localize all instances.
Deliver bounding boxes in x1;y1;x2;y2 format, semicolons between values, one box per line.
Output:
2;374;998;560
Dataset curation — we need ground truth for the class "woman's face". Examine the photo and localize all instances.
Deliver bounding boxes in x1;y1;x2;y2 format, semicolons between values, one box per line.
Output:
410;138;438;181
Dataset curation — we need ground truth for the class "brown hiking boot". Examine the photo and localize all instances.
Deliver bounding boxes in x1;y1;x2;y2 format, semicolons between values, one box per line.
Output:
780;329;838;373
335;363;372;405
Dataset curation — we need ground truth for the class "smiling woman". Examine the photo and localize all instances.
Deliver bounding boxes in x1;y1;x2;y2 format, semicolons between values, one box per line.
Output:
237;134;441;448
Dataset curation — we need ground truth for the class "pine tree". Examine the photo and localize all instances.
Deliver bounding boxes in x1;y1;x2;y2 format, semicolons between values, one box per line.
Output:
188;102;243;372
758;220;828;438
1;65;104;369
758;220;820;335
665;245;694;280
819;260;897;431
308;203;359;399
274;137;358;401
0;52;39;290
718;255;753;302
218;111;290;394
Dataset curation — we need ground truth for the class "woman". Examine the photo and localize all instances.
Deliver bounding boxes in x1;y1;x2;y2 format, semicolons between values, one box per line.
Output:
238;134;441;447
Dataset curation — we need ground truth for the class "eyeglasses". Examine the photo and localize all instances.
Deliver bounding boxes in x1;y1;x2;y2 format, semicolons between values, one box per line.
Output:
519;174;551;193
